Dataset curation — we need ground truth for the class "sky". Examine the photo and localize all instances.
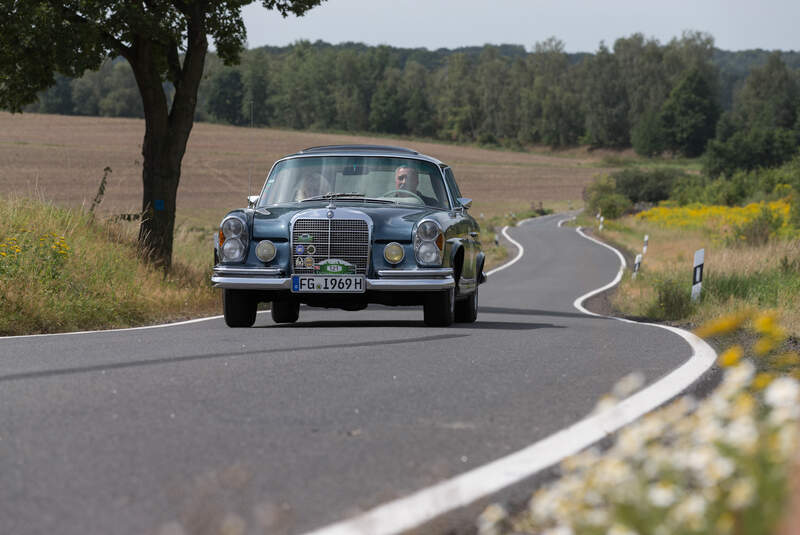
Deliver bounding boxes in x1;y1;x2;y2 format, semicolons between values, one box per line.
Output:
241;0;799;53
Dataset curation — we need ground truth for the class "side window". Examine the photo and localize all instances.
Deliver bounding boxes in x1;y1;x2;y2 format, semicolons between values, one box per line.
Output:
444;168;462;204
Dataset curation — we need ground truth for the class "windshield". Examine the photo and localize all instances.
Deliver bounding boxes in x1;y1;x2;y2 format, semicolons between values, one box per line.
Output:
257;156;450;209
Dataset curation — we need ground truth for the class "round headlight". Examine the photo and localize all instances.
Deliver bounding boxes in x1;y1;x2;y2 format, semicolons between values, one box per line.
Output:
416;241;442;264
417;220;440;241
221;238;246;261
256;240;276;263
384;242;404;264
221;217;245;238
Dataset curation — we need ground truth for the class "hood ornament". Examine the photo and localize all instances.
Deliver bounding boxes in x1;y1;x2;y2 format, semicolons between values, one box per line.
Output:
325;192;336;218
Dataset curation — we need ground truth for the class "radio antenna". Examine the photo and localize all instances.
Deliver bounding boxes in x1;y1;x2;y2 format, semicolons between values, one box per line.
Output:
248;100;254;197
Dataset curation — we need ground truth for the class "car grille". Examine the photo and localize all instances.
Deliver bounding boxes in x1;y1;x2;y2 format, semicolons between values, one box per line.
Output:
292;219;370;274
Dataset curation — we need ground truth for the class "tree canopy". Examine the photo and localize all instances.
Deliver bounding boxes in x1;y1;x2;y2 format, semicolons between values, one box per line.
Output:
1;0;325;268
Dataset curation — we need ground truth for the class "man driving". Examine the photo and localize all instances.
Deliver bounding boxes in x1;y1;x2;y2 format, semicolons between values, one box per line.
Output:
394;166;438;206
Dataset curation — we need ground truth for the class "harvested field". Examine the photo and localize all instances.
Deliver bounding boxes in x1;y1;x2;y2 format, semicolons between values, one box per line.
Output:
1;113;614;225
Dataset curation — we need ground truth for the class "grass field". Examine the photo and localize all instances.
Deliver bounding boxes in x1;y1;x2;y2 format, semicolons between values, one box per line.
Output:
1;112;615;226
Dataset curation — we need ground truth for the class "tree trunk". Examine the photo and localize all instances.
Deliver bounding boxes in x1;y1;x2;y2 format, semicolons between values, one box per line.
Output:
126;17;207;270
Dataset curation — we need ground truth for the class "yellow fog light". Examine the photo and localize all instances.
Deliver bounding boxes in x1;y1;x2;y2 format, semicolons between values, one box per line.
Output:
384;242;404;264
255;240;276;262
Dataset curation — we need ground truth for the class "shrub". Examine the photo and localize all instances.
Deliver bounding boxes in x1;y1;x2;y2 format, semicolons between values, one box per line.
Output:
612;167;688;204
703;127;798;179
584;175;632;219
731;206;784;246
646;276;695;320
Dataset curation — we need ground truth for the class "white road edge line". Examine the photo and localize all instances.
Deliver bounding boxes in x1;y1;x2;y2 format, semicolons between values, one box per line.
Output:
0;311;272;341
303;217;717;535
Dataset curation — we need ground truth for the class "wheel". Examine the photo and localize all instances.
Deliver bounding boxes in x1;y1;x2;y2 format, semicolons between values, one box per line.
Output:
271;299;300;324
423;288;454;327
455;285;478;323
223;289;257;328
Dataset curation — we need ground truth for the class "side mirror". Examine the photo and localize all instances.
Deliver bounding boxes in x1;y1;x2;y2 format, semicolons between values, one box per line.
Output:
457;197;472;210
247;195;259;208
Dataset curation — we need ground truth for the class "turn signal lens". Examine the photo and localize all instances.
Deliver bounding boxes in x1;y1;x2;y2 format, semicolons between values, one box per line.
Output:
384;242;404;264
256;240;276;263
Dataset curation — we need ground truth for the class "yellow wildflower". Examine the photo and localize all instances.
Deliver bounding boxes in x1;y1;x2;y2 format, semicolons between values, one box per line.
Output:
695;314;748;338
719;345;744;367
754;337;780;356
753;372;774;390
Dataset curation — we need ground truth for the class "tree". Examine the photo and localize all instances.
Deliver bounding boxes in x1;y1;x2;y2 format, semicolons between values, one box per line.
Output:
733;51;799;130
0;0;325;269
659;68;720;157
583;43;629;148
208;68;245;125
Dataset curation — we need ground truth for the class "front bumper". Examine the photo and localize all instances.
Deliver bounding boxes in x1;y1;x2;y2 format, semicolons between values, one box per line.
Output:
211;266;455;291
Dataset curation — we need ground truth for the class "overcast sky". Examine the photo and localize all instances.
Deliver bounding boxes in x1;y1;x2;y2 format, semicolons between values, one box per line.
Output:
241;0;799;53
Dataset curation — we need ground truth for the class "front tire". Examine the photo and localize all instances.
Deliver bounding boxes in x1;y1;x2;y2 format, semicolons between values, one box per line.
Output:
423;288;454;327
223;289;257;328
271;299;300;324
455;285;478;323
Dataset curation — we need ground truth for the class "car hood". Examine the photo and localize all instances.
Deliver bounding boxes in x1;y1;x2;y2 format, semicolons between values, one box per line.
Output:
251;203;443;242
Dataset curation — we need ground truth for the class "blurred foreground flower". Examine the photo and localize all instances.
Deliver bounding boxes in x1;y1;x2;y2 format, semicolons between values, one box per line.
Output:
480;313;800;535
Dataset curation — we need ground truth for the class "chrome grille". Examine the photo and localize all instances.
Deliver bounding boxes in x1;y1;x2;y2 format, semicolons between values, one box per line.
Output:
292;219;370;274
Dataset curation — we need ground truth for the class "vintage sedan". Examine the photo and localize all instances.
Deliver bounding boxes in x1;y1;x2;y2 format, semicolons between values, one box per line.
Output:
211;145;485;327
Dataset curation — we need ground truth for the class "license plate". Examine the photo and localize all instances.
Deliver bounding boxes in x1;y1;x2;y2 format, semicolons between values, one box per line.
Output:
291;275;365;293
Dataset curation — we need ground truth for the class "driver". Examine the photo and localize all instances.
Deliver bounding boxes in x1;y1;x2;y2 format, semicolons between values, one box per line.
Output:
394;166;438;206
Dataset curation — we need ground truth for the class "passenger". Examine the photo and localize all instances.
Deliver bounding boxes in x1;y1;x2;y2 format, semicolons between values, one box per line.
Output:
394;166;438;206
295;172;328;201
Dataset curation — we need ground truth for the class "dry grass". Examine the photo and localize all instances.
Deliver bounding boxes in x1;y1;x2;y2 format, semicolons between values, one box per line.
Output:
582;214;800;335
1;112;605;226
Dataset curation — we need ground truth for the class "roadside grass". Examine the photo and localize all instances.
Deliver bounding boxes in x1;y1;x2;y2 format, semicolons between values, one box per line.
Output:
0;196;219;336
576;207;800;336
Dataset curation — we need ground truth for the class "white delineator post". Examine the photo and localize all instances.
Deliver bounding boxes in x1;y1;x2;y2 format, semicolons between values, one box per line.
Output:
633;253;642;279
599;216;604;232
643;234;649;255
691;248;705;301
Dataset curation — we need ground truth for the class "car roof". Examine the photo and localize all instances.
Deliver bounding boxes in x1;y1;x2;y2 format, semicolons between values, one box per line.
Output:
282;144;445;166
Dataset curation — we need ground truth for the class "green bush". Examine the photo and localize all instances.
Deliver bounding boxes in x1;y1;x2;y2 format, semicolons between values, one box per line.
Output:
646;276;695;320
612;167;688;204
703;127;799;179
584;175;632;219
731;206;784;246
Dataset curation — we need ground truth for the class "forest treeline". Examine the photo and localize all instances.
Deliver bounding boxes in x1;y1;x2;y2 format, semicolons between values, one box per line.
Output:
26;32;800;169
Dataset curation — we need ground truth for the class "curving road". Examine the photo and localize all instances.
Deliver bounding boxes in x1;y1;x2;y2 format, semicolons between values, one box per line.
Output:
0;215;707;535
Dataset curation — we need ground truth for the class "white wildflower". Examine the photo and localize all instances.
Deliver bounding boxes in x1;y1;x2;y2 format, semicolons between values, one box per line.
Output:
764;377;800;410
727;478;755;509
723;416;758;453
612;372;646;399
693;416;724;444
616;426;646;457
718;361;756;397
648;482;678;508
543;525;574;535
669;494;707;531
476;503;507;535
583;508;608;526
607;523;639;535
593;458;634;487
770;406;800;426
775;425;799;457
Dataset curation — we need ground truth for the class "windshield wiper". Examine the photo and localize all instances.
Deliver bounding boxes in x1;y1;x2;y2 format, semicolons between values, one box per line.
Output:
300;192;364;202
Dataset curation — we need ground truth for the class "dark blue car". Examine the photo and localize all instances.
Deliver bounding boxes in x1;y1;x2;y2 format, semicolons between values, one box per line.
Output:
212;145;485;327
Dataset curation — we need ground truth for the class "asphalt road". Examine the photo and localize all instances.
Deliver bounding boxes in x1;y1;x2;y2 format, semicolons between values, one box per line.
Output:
0;214;693;535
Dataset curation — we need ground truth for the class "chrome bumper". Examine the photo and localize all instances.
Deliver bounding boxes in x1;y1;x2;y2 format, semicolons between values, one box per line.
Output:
211;266;454;291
